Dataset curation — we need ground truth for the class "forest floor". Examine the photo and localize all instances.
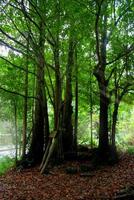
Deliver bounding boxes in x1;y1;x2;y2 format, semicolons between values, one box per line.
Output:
0;153;133;200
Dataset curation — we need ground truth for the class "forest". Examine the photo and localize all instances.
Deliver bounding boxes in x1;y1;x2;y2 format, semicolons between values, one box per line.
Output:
0;0;134;199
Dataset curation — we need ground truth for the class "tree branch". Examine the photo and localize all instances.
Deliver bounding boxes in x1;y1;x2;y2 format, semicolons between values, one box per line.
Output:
0;85;38;100
119;83;133;101
95;0;104;63
28;0;56;45
107;6;132;43
0;27;27;50
0;39;24;55
73;0;96;15
44;79;54;107
9;1;40;30
106;45;134;65
106;67;116;85
46;65;55;101
0;56;37;77
19;0;41;30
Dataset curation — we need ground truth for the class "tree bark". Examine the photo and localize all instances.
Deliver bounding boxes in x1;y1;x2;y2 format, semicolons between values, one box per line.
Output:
14;100;18;165
111;102;119;149
63;33;75;155
28;17;49;163
53;1;64;161
74;48;78;155
89;71;93;149
94;1;112;160
98;83;109;155
22;34;29;159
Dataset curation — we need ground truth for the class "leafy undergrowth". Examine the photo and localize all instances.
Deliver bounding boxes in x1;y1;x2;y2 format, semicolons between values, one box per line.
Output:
0;156;15;176
0;154;133;200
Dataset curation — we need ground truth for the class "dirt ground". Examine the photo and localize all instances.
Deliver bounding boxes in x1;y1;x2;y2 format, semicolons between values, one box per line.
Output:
0;153;133;200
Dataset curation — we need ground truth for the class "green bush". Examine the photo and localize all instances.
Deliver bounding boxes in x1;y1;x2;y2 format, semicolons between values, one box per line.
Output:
127;146;134;155
0;156;15;175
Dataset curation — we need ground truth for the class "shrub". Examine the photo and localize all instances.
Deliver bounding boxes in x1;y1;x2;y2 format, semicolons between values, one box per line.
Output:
0;156;14;175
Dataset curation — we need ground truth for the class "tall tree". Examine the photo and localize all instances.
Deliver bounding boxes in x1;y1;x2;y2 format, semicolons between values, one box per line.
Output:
22;33;29;159
93;1;110;159
28;0;49;163
62;28;76;155
93;0;134;161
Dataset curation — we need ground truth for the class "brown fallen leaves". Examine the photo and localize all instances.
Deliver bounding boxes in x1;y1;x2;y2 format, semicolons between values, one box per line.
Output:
0;153;133;200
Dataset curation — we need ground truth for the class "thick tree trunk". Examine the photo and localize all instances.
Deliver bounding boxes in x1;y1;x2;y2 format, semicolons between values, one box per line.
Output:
29;62;45;163
28;19;49;164
74;49;78;155
99;84;109;155
62;35;75;156
53;0;64;161
53;44;64;161
29;58;49;163
94;1;113;161
54;45;61;130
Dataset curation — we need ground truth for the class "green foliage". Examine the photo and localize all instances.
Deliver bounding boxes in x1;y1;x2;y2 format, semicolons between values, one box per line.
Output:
127;146;134;155
116;103;134;150
0;156;15;175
